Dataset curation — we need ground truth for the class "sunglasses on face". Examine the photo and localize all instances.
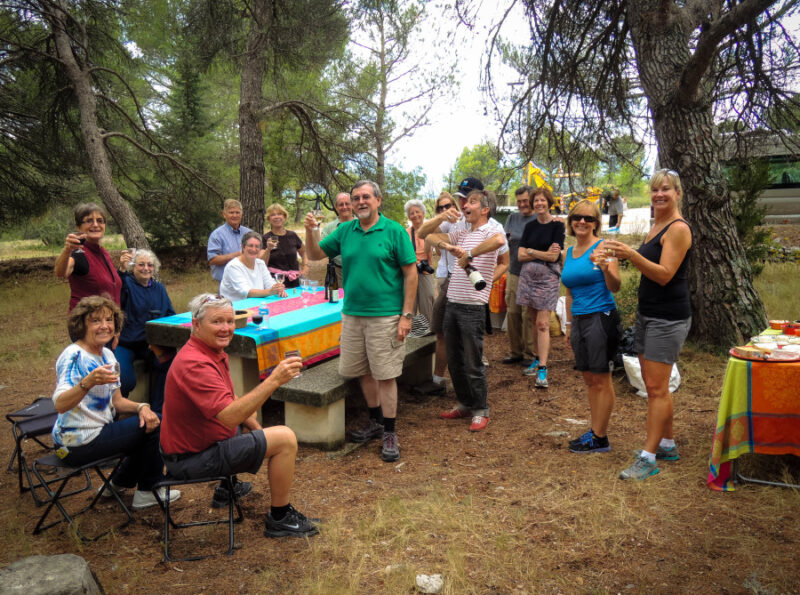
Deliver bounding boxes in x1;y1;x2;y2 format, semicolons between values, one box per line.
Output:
568;214;597;224
435;203;455;213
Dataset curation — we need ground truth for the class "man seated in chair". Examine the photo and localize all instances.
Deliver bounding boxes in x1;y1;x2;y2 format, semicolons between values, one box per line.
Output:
160;293;319;538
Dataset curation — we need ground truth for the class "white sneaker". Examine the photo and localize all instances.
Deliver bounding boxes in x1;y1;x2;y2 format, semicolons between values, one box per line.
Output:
98;479;127;499
131;487;182;510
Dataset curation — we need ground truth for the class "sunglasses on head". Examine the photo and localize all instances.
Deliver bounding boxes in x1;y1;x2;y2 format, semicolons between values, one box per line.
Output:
568;214;597;224
655;168;679;178
436;203;455;213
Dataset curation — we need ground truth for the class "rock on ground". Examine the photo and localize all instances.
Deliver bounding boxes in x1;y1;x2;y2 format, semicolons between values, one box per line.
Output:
0;554;103;595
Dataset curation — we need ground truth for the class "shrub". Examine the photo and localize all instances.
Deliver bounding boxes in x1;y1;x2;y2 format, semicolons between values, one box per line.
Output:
727;161;772;276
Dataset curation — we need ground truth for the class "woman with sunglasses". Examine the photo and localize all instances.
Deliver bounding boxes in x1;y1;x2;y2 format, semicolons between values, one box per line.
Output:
55;203;122;314
561;200;621;454
605;169;693;481
516;187;565;388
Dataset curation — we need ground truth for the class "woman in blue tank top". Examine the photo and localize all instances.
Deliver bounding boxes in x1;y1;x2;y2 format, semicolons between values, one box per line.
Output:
561;200;621;455
605;170;693;481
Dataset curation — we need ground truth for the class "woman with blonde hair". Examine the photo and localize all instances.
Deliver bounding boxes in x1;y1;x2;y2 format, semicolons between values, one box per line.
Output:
605;169;693;480
263;203;307;288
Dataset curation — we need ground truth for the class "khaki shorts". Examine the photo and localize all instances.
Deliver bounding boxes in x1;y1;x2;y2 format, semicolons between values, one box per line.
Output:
339;314;406;380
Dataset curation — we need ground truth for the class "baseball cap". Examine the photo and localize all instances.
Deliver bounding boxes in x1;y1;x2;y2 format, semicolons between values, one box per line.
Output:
454;177;484;198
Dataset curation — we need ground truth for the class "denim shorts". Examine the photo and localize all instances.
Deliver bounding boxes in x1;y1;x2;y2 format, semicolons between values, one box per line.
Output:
634;313;691;365
570;309;621;373
163;431;267;480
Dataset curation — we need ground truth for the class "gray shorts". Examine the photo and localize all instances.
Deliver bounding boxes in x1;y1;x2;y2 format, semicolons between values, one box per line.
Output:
634;313;691;365
162;431;267;480
430;276;450;335
571;309;621;373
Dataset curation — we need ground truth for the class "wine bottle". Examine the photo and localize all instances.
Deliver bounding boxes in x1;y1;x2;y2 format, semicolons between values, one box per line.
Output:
463;263;486;290
325;262;339;303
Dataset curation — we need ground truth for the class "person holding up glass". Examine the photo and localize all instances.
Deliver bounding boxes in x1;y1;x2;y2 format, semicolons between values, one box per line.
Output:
263;203;306;288
221;232;287;302
561;199;621;454
604;169;693;481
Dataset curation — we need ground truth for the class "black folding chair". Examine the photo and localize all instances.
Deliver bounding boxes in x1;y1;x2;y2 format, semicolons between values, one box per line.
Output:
31;453;134;542
153;475;243;562
6;397;90;506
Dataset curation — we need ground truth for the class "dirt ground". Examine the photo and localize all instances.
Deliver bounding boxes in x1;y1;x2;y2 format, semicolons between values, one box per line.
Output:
1;232;799;593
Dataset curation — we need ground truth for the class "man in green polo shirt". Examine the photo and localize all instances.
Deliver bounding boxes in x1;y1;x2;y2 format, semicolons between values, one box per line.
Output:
305;180;417;462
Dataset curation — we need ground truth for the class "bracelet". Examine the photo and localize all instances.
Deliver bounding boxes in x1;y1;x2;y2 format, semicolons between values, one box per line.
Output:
79;379;89;391
137;403;150;413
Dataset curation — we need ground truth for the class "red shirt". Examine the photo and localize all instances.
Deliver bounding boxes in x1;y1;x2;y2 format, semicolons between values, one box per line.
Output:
161;335;237;454
68;242;122;311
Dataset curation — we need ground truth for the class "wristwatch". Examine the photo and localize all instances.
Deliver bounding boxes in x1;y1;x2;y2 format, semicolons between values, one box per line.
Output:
79;379;89;391
402;312;413;320
467;250;473;260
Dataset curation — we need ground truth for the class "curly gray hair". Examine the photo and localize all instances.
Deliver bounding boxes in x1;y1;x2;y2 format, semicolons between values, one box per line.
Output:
129;249;162;276
403;199;426;217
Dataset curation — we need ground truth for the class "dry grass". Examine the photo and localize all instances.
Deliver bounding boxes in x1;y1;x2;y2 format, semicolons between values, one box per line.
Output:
2;264;800;594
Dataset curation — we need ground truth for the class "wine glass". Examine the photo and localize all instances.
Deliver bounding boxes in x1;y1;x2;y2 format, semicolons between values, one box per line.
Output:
251;314;263;327
590;251;601;271
275;273;285;284
285;349;303;377
604;246;617;264
106;362;121;390
268;236;279;251
313;208;324;230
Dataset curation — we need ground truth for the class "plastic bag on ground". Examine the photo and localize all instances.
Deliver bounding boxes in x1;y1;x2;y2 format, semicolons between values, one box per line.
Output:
622;354;681;397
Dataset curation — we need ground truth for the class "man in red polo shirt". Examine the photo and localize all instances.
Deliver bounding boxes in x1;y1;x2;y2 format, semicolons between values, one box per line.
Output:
161;293;318;538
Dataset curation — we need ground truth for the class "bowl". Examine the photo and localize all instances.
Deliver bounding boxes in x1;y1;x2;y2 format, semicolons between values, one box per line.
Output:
770;319;789;330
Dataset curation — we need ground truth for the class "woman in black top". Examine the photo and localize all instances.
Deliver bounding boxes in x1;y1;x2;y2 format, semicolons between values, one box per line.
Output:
516;187;565;388
605;169;693;481
263;203;307;288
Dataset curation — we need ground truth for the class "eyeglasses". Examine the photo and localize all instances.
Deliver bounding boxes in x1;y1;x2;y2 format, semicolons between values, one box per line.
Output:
435;203;454;212
135;262;154;268
81;217;105;225
568;214;597;224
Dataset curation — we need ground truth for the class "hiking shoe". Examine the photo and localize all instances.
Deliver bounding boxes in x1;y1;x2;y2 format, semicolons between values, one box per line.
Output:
619;456;659;481
469;416;489;432
439;407;471;420
502;355;523;364
656;444;680;461
132;487;181;510
534;367;548;388
211;477;253;509
568;429;594;448
569;435;610;453
350;417;384;443
98;479;127;499
522;358;540;376
264;504;319;538
381;432;400;462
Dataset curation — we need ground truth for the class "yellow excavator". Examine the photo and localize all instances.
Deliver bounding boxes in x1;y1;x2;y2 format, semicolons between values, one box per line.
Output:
524;162;603;214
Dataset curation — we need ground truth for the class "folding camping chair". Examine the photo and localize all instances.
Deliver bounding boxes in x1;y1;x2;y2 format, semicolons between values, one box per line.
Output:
31;453;134;542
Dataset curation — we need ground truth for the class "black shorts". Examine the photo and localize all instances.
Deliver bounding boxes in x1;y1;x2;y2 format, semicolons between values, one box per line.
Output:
570;309;621;374
163;431;267;480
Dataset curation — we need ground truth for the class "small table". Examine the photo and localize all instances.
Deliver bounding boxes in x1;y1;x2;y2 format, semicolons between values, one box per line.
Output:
707;332;800;491
146;288;344;397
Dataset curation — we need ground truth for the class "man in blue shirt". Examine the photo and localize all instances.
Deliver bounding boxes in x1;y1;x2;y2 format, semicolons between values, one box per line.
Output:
207;199;253;282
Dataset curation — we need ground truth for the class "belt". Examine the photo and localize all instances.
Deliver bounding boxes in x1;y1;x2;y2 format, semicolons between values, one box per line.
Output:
160;449;199;463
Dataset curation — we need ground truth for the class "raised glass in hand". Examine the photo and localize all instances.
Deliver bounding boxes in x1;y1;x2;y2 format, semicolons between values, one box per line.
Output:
285;349;302;377
604;247;617;264
275;273;285;284
313;209;324;230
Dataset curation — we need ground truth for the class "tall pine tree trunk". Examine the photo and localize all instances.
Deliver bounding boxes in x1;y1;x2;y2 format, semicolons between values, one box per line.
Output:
49;1;149;250
239;0;270;233
628;1;767;347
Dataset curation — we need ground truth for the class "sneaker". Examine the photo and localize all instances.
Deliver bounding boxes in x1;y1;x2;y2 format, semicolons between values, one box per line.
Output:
619;456;660;481
656;444;680;461
522;358;540;376
469;416;489;432
98;479;127;499
264;504;319;538
350;417;384;443
439;407;471;420
211;477;253;509
569;435;610;453
132;487;182;510
381;431;400;462
534;367;549;388
568;429;594;448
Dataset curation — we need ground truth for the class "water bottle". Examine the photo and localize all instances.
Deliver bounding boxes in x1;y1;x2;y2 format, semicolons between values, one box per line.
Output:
258;302;270;328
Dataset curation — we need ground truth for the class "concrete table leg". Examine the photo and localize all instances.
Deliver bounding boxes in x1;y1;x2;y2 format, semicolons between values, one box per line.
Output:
284;400;345;451
228;356;263;421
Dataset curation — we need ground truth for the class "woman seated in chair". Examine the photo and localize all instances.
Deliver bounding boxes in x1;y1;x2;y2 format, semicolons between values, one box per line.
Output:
51;296;180;510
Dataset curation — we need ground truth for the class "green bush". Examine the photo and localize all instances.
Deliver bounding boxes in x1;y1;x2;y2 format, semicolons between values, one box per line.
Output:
615;267;640;327
727;161;772;276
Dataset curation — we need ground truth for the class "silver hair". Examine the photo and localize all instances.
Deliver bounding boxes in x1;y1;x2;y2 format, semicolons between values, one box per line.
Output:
129;248;161;276
241;230;263;249
403;199;426;217
188;293;232;323
351;180;381;198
